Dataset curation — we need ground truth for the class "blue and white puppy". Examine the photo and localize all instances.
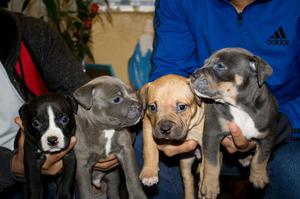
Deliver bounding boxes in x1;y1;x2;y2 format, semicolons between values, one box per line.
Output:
73;76;146;199
18;93;77;199
190;48;279;199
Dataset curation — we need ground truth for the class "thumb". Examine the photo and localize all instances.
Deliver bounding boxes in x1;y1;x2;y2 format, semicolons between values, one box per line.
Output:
15;116;24;131
15;117;25;155
228;122;249;149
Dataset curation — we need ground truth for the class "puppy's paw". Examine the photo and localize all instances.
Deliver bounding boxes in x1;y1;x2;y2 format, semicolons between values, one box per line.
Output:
92;178;102;189
139;167;159;186
238;155;253;167
200;182;220;199
249;169;269;189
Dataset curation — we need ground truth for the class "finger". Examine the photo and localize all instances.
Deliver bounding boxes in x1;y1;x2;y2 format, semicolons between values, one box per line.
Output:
42;136;77;169
17;130;25;155
64;136;77;153
221;137;237;154
239;140;257;152
157;144;166;150
228;122;249;149
15;116;24;130
41;160;63;175
158;140;198;157
94;159;119;171
97;154;117;163
184;140;198;151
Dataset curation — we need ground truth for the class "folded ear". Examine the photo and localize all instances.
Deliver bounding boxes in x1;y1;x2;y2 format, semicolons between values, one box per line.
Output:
18;103;28;125
249;55;273;87
65;95;78;114
73;84;94;110
138;83;150;111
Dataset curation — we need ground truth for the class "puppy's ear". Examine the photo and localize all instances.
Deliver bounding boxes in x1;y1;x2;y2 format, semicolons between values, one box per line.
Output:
73;84;94;110
138;83;150;110
65;95;78;114
249;56;273;87
186;78;202;105
18;103;28;125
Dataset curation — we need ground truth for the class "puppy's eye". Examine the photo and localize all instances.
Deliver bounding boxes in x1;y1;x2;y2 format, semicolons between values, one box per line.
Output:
60;115;69;125
177;103;188;112
32;119;41;129
213;63;227;71
148;104;157;112
112;96;123;104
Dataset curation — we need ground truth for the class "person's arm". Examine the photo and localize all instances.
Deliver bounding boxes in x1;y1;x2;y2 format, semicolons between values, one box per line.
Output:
21;15;91;95
158;122;254;157
150;0;199;81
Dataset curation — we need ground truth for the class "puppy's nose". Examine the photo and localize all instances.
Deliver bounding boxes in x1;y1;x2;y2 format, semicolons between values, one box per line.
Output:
47;136;58;146
130;102;142;112
196;76;208;89
128;102;142;119
159;120;173;135
190;72;199;82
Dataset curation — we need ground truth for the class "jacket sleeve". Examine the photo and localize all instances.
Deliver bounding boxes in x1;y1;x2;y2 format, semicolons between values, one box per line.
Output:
0;147;16;192
22;16;91;95
151;0;200;81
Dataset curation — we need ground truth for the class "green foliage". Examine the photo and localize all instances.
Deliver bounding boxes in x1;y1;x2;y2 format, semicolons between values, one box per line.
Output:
29;0;111;63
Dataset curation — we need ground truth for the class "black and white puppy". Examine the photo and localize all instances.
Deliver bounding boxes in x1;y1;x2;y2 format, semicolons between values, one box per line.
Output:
18;93;77;199
190;48;279;199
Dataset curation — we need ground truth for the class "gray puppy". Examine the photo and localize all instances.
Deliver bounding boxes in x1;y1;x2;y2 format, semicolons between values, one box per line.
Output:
73;76;147;199
190;48;278;199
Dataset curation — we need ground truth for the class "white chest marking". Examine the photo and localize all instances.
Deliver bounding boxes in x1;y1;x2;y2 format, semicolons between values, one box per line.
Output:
104;129;115;156
229;106;261;139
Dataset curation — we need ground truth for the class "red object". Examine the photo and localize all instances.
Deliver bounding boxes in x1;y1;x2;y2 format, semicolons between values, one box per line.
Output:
89;3;99;17
84;19;92;30
15;41;48;96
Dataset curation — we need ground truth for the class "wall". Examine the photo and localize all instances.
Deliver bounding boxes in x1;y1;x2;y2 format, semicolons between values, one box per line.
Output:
91;12;154;85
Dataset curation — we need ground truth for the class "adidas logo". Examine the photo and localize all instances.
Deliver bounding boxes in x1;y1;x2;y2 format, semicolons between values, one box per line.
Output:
266;27;289;46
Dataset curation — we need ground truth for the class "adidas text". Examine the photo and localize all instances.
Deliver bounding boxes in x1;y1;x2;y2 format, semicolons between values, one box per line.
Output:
266;39;289;46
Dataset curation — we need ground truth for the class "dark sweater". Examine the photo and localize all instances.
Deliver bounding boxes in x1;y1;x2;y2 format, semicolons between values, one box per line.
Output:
0;9;90;192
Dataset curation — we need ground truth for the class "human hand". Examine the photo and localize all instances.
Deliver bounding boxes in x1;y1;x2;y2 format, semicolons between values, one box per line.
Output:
157;140;198;157
221;122;256;154
11;116;77;176
94;154;119;171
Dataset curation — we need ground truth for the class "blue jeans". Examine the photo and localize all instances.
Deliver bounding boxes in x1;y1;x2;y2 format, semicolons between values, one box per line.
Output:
264;141;300;199
134;129;300;199
134;130;184;199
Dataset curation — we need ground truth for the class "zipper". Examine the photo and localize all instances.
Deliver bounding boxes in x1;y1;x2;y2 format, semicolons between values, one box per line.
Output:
237;12;243;26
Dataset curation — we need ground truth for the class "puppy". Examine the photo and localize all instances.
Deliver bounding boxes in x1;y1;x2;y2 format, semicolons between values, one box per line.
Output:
139;74;205;199
18;93;77;199
190;48;279;199
73;76;147;199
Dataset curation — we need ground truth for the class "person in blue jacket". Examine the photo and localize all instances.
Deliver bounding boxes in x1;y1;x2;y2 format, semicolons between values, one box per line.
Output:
133;0;300;198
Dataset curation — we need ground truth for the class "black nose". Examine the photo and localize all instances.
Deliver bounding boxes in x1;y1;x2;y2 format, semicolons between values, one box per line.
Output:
159;120;173;135
47;136;58;146
128;102;142;119
130;102;142;112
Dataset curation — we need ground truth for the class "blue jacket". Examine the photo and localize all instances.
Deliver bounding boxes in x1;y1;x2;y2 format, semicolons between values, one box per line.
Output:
151;0;300;130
